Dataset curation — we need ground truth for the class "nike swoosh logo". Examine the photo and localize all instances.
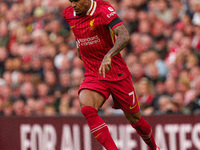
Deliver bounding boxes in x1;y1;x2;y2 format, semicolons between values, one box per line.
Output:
95;133;102;139
71;25;76;28
129;105;136;109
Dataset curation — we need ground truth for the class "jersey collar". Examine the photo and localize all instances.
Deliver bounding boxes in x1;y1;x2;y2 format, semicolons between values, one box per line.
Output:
73;0;97;16
86;0;97;16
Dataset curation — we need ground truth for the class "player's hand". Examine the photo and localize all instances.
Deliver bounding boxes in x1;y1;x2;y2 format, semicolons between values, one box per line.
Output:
99;54;112;78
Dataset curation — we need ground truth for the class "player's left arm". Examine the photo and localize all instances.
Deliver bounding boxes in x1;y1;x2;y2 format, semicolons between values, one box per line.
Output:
107;23;130;57
99;23;130;78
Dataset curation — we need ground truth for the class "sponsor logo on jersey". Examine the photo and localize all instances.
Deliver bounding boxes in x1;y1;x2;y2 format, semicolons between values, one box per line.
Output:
108;7;114;11
107;11;116;18
77;35;101;46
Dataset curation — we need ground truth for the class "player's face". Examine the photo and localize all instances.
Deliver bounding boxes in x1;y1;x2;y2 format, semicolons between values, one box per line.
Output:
69;0;91;15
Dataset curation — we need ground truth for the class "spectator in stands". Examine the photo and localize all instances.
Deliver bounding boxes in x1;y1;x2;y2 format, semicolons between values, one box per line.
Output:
70;68;84;87
35;100;45;116
20;81;35;102
147;50;168;78
2;71;12;86
54;43;74;70
69;97;82;115
125;53;138;70
164;77;177;96
127;63;145;83
13;99;26;116
72;56;84;70
43;70;58;93
30;56;43;80
136;77;155;110
0;47;8;76
145;63;160;83
36;82;50;103
152;77;166;110
59;93;71;115
156;0;173;24
186;93;200;114
44;104;57;116
153;35;168;59
1;85;12;101
10;84;21;102
59;57;71;72
57;71;71;94
172;92;188;114
155;95;176;115
177;76;191;93
184;89;199;106
25;97;36;116
3;100;14;116
0;20;9;47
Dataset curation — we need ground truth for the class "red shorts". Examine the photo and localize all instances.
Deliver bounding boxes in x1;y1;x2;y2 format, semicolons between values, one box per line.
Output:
78;76;140;113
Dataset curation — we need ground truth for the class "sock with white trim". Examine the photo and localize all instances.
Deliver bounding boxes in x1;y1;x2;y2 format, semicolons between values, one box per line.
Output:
131;116;157;150
81;106;118;150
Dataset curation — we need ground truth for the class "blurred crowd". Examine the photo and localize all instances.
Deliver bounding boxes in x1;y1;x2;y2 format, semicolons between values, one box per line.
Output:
0;0;200;117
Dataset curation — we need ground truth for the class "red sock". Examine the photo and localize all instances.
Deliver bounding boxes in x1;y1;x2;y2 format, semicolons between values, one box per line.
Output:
81;106;118;150
131;116;157;150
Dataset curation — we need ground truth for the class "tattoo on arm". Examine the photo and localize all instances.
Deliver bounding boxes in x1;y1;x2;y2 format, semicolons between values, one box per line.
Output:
107;24;130;58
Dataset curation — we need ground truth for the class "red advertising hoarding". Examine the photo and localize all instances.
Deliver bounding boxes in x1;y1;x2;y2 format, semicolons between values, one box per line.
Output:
0;115;200;150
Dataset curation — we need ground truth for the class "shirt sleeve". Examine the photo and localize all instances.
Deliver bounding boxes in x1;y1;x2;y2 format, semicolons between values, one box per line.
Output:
100;1;123;29
108;17;123;30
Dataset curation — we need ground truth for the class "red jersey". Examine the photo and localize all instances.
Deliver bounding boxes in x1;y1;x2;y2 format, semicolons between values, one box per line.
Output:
63;0;131;81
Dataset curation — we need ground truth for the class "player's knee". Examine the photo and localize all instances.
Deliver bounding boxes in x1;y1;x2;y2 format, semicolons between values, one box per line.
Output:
81;106;98;118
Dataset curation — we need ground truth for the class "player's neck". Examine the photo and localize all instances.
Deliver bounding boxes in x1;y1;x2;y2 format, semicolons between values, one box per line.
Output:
86;0;92;14
78;0;92;16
